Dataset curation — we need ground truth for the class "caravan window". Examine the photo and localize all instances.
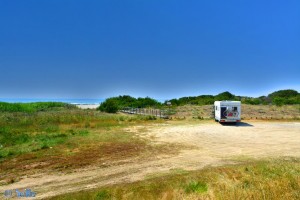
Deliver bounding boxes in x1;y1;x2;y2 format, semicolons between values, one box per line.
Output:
233;107;237;111
215;106;218;110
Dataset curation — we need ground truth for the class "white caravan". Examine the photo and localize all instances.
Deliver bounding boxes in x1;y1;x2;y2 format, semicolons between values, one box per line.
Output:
214;101;241;123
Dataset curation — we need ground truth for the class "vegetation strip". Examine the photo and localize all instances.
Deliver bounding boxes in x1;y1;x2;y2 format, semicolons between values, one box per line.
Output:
49;158;300;200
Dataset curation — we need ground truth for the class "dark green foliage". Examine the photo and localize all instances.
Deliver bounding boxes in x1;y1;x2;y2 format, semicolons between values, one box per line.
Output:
258;96;272;105
242;91;300;105
243;98;261;105
98;99;119;113
273;97;284;106
215;91;235;100
168;98;180;106
144;115;157;120
166;92;236;106
0;102;74;113
268;90;300;105
167;89;300;106
136;97;159;107
268;89;298;99
98;95;161;113
168;95;215;106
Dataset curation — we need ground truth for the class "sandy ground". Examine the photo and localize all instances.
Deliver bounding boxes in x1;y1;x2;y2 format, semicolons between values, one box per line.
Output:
75;104;100;109
1;121;300;199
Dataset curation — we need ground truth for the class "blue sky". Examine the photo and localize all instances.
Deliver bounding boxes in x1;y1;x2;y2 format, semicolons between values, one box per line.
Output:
0;0;299;99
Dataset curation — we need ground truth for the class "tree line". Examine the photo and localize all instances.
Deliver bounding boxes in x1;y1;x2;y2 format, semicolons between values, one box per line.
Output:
98;90;300;113
167;89;300;106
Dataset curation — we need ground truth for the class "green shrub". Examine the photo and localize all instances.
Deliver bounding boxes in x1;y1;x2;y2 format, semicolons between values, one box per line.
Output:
146;116;157;120
185;181;208;193
98;95;162;113
273;97;284;106
98;99;119;113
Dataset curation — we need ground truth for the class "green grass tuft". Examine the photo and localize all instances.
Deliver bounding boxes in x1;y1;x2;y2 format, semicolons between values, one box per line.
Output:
184;181;208;194
95;190;111;200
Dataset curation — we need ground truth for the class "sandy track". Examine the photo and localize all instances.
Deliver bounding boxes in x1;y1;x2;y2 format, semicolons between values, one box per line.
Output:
1;121;300;199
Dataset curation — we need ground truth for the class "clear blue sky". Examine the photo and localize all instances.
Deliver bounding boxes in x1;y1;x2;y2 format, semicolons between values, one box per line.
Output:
0;0;299;99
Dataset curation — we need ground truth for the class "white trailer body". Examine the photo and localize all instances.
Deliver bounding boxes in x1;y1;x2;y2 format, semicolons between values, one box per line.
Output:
214;101;241;123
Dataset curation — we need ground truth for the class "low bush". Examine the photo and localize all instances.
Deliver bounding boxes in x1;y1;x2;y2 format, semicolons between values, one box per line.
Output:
98;96;162;113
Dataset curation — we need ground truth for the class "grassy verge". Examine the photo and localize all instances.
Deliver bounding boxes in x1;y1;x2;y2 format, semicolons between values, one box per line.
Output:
0;102;75;112
49;158;300;200
0;109;163;159
0;108;166;183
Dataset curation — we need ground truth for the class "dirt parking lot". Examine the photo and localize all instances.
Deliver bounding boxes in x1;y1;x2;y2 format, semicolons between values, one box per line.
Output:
2;121;300;199
147;121;300;168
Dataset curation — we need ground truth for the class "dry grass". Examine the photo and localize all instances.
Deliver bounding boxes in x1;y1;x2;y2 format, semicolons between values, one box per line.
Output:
49;158;300;200
0;110;170;185
241;104;300;120
173;104;300;120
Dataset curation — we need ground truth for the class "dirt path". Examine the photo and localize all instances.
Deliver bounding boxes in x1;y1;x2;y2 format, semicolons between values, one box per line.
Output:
1;121;300;199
